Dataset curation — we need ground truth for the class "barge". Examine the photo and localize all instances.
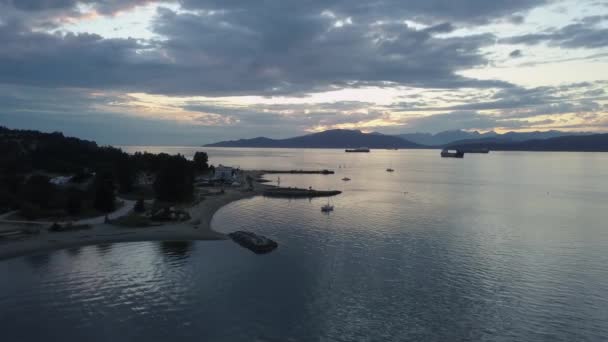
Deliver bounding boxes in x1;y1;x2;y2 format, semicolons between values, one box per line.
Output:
228;231;278;254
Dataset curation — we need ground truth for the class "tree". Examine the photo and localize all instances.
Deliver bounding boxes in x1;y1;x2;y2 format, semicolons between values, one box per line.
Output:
93;171;116;212
193;152;209;172
65;189;84;215
22;174;55;208
115;155;136;194
154;155;194;202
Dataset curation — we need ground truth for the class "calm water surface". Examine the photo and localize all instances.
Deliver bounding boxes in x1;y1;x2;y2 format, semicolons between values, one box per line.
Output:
1;148;608;341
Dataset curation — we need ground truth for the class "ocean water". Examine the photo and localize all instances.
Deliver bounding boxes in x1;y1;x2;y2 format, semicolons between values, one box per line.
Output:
1;148;608;341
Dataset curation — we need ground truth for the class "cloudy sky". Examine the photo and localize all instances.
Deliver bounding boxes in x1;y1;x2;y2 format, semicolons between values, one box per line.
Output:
1;0;607;145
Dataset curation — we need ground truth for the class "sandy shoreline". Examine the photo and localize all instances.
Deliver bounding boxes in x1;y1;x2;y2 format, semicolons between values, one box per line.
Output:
0;172;269;261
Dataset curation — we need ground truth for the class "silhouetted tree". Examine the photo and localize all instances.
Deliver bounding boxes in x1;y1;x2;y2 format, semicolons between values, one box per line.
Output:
65;188;84;215
115;155;136;193
22;174;55;208
154;155;194;202
93;171;116;212
193;152;209;172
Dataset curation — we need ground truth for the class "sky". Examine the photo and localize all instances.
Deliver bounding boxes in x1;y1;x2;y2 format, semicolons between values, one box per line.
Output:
0;0;607;145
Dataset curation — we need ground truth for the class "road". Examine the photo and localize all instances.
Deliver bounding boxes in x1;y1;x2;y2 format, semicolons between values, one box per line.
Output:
0;199;136;228
76;199;136;225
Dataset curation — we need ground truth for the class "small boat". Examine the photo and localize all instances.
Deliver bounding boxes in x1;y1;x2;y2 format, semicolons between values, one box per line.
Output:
321;204;334;212
345;147;370;153
342;177;351;181
441;149;464;158
321;198;334;212
386;168;394;172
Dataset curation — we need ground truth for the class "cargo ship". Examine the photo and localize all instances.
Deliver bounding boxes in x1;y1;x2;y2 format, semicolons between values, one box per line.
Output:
441;149;464;158
345;147;370;152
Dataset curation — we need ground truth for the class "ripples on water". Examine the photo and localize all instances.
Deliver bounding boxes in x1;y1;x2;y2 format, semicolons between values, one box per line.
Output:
1;149;608;341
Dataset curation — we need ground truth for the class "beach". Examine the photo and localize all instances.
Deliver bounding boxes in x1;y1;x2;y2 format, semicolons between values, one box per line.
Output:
0;172;268;261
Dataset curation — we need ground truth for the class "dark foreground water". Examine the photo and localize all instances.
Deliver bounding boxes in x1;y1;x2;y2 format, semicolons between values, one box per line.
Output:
1;149;608;341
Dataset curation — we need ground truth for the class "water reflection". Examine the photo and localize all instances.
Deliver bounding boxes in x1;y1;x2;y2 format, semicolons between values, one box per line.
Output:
25;253;51;269
158;241;194;261
66;247;81;256
95;243;112;255
1;149;608;342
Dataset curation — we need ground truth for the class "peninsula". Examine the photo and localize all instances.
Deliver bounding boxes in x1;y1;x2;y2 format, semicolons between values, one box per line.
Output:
0;127;341;260
0;171;258;260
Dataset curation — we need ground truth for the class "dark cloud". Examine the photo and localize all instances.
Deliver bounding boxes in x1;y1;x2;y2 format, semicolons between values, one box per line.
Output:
508;15;525;24
0;0;78;12
402;111;533;133
2;0;606;143
0;3;514;97
0;21;169;90
0;0;157;14
509;49;523;58
178;0;547;24
0;0;549;96
422;22;455;34
503;16;608;48
149;7;508;94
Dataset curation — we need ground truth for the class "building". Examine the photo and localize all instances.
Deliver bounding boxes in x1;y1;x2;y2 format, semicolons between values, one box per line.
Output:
50;176;72;186
214;165;236;181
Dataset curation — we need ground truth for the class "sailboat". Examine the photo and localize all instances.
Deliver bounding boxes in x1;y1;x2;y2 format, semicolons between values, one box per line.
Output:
321;197;334;212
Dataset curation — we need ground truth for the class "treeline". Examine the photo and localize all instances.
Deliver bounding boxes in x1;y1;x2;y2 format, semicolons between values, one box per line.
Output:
0;127;209;218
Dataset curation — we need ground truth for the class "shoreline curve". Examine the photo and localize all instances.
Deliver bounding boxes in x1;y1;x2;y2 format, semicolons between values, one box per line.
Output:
0;169;339;261
0;173;268;261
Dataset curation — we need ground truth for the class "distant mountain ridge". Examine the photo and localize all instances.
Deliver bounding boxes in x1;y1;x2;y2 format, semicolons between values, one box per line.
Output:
204;129;421;148
447;133;608;152
205;128;598;150
396;130;591;146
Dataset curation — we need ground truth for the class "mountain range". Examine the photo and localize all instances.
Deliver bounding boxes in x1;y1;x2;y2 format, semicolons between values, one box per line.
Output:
396;130;590;146
205;129;605;151
204;129;421;149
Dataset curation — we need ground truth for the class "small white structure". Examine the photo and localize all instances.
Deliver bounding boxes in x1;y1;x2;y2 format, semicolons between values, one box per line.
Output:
136;172;156;186
214;165;236;181
50;176;72;186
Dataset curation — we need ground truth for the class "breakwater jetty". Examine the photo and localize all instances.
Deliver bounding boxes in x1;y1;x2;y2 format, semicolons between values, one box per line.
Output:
255;169;334;175
263;187;342;198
